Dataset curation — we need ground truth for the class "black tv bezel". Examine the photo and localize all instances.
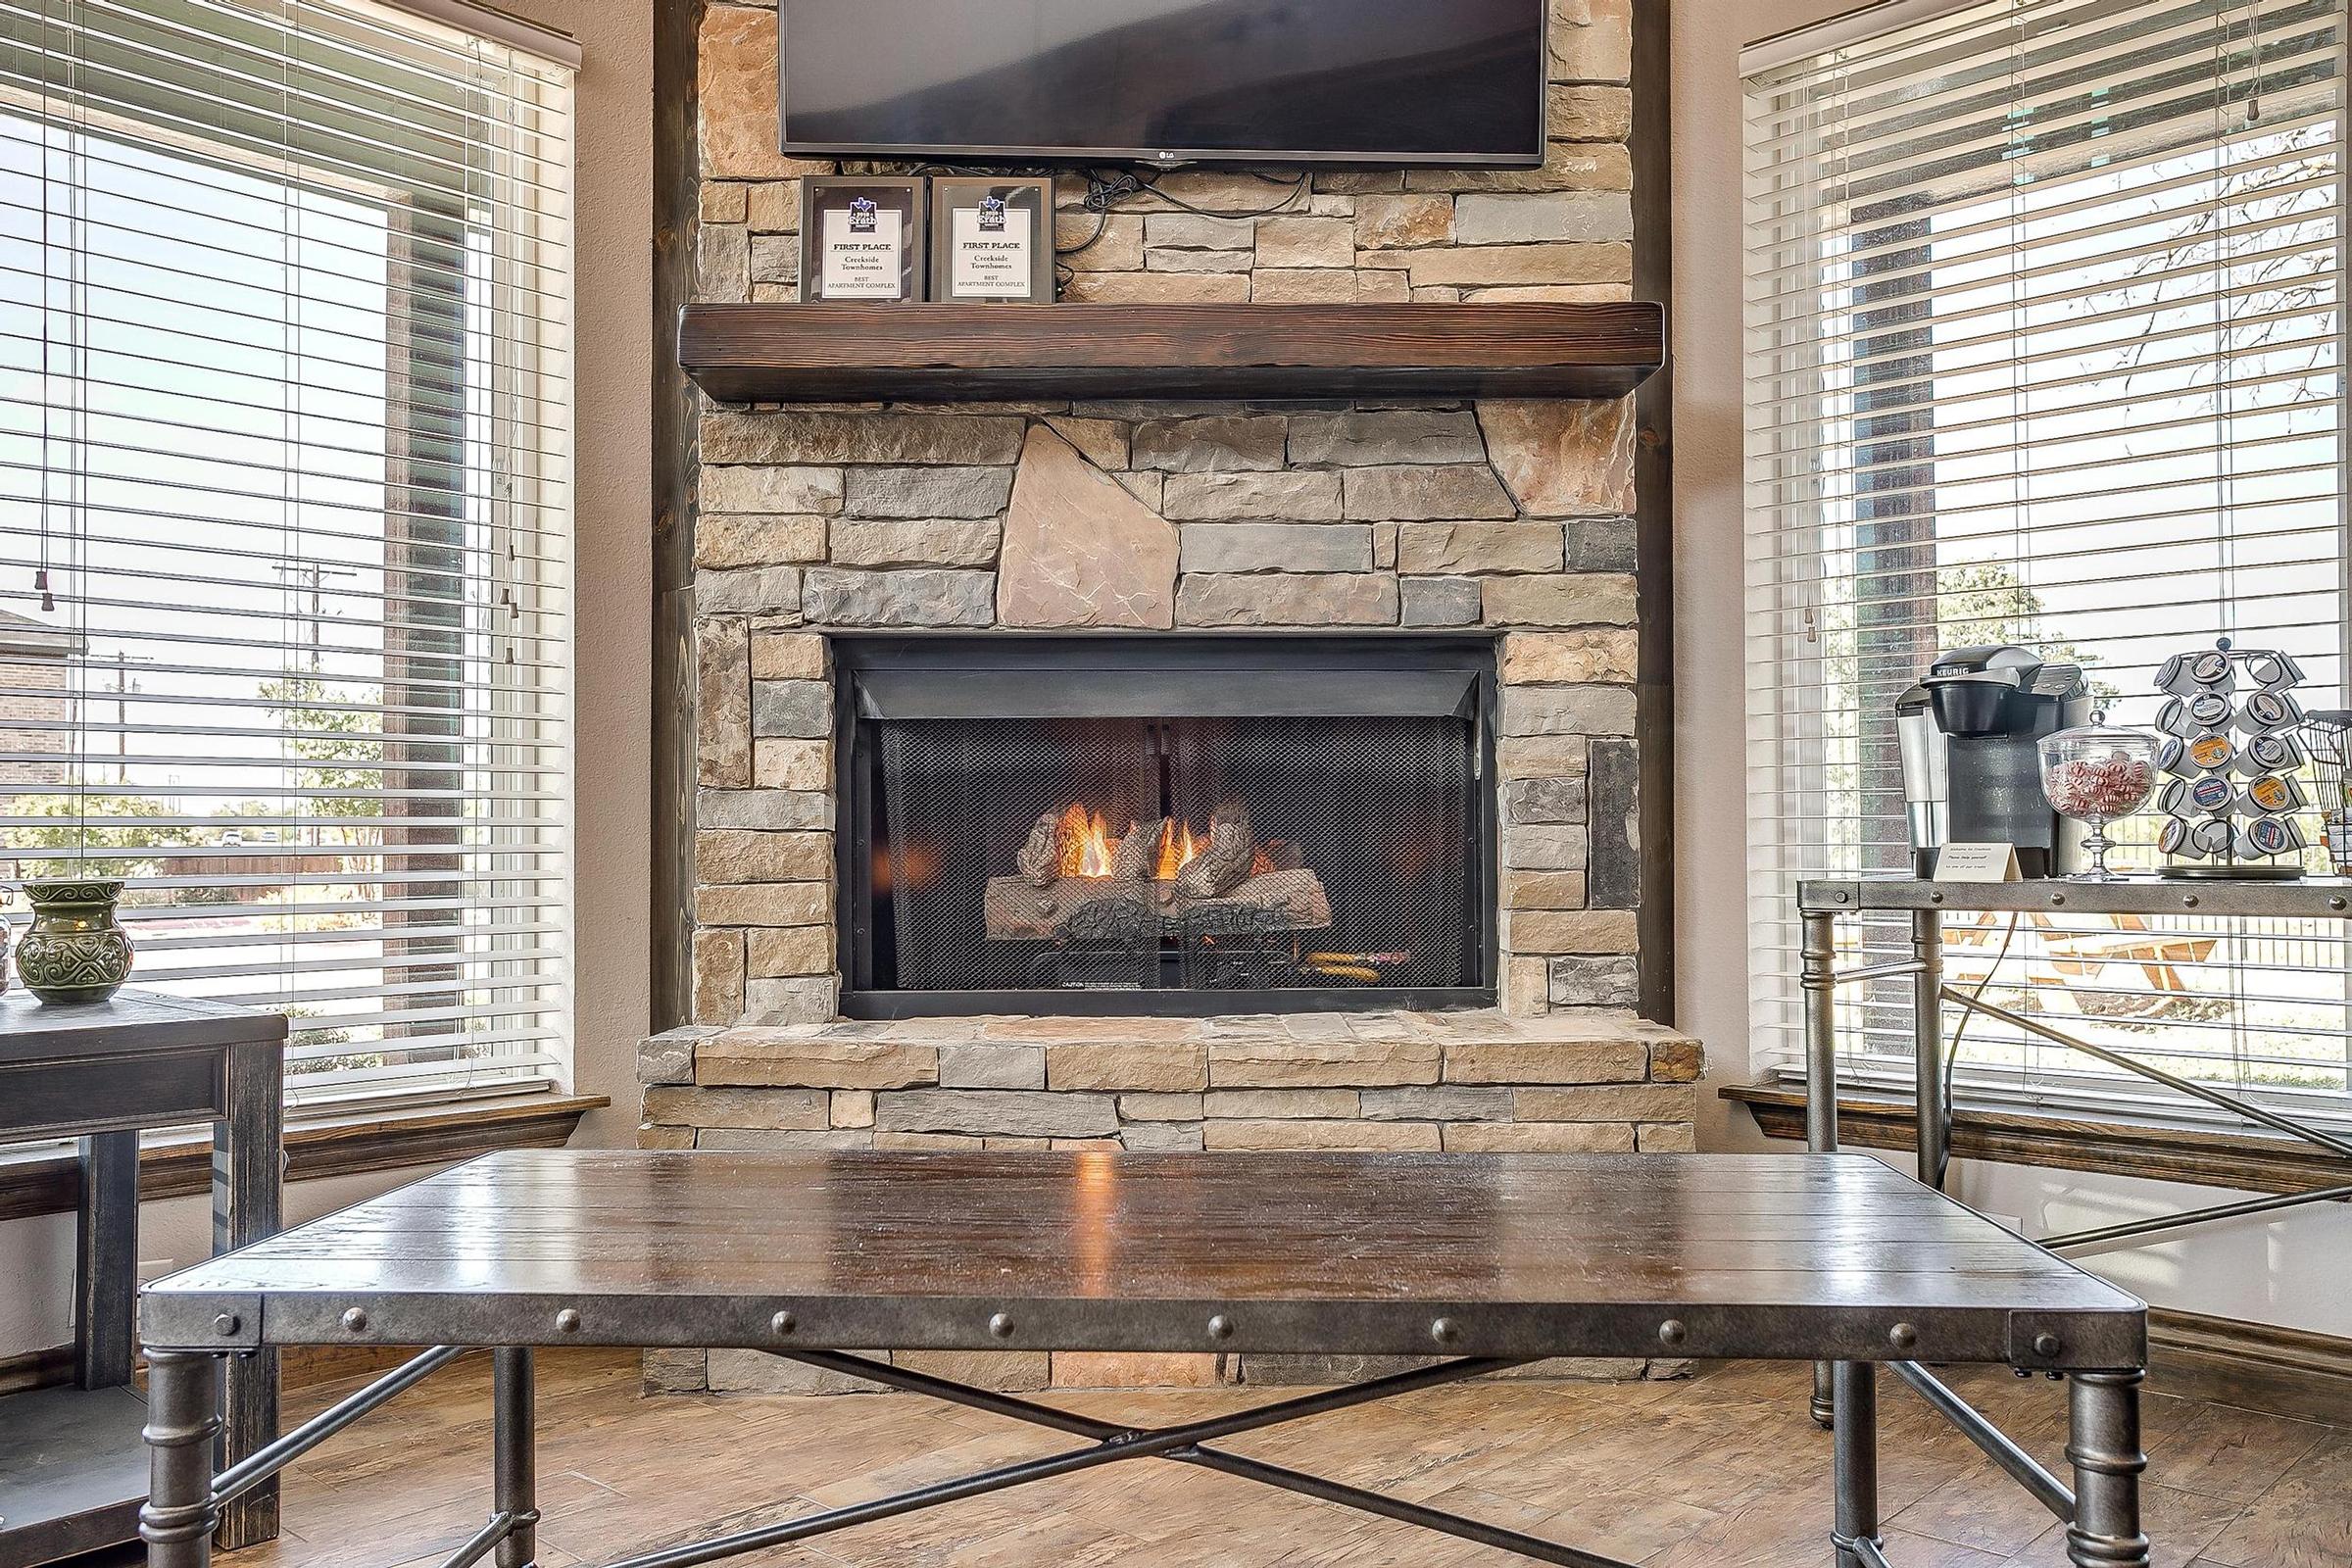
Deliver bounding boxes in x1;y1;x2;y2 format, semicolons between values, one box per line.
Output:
773;0;1552;171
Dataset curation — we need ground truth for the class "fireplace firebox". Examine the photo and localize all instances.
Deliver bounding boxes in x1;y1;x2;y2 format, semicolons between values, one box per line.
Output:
836;637;1498;1016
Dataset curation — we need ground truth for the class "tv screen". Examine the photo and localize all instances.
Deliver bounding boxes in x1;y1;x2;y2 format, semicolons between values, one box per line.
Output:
779;0;1549;168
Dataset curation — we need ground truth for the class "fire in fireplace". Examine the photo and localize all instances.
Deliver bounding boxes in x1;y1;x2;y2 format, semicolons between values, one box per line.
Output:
836;637;1498;1015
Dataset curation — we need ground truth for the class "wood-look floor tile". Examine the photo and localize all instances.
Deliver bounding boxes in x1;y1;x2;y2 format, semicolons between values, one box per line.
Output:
2199;1430;2352;1568
201;1349;2351;1568
1998;1482;2244;1568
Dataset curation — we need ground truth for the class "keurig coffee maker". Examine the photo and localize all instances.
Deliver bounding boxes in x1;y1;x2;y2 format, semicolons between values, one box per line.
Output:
1896;646;2090;878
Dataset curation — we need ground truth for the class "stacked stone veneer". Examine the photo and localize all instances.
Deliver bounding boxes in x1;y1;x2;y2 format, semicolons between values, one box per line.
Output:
638;1009;1701;1394
654;0;1692;1394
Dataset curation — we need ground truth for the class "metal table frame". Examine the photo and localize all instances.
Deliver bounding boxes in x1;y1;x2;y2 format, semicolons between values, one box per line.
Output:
134;1150;2155;1568
1795;874;2352;1425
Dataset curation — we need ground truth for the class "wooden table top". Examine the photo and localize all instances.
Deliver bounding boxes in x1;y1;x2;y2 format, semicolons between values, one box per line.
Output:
141;1150;2145;1369
0;987;286;1062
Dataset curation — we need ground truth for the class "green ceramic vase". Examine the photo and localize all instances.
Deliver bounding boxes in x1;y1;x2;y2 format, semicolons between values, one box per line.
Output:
16;880;135;1004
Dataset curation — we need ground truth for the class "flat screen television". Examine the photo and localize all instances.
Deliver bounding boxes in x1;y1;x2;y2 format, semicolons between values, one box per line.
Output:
778;0;1549;168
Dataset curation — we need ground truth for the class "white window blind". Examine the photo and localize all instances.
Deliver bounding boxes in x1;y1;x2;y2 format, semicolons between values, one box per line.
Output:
1744;0;2352;1127
0;0;573;1109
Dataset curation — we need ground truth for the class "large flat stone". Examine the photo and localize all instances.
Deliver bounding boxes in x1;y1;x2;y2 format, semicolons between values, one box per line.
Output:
1481;400;1637;516
1502;685;1641;737
843;466;1014;520
698;788;832;832
1179;522;1373;574
1454;192;1633;246
1204;1119;1443;1152
1342;466;1516;521
1443;1038;1646;1085
804;567;996;627
874;1090;1118;1139
998;424;1177;629
1162;470;1344;521
696;8;832;180
1503;629;1640;685
828;518;1001;569
699;1032;939;1090
1175;572;1398;627
703;411;1026;466
1288;411;1485;466
1207;1036;1441;1088
1047;1042;1208;1093
1483;573;1637;627
1397;521;1565;575
701;466;843;515
695;619;750;789
751;678;830;739
1400;576;1483;627
1132;415;1286;472
642;1086;828;1132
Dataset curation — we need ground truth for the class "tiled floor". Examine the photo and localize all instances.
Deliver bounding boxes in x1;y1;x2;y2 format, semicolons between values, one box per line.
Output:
209;1351;2345;1568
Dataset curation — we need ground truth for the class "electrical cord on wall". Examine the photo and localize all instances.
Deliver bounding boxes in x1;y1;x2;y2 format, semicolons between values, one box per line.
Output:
1935;911;2022;1188
1054;169;1311;288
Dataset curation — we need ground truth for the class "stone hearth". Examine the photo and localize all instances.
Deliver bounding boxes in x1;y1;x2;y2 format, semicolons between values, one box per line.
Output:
637;1007;1701;1393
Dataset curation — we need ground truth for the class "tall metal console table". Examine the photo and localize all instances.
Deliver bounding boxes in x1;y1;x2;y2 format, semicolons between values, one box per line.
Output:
1795;874;2352;1423
0;990;287;1566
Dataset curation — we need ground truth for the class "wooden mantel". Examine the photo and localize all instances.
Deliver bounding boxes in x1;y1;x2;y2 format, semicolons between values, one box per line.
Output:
677;301;1664;404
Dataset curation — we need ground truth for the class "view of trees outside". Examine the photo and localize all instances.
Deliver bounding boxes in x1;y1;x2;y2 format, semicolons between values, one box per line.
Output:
1763;44;2352;1111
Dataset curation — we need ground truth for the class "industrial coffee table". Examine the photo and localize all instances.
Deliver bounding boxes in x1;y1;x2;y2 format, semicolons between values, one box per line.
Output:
139;1149;2152;1568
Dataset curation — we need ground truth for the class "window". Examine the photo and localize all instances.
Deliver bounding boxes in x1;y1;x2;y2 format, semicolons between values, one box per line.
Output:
0;0;573;1109
1744;0;2352;1126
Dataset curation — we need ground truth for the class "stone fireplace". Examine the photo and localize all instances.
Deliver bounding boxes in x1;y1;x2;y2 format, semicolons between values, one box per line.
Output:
836;635;1496;1013
642;0;1697;1394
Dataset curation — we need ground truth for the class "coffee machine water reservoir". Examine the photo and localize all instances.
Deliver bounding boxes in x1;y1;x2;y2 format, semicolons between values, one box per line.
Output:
1896;646;2090;878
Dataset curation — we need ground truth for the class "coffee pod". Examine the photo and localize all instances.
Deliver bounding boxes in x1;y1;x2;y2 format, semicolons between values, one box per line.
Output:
2191;816;2236;857
2244;773;2306;815
2238;732;2300;777
2187;649;2235;690
2155;738;2198;779
2155;698;2200;739
2159;817;2204;858
2186;733;2236;773
2239;689;2304;733
2244;650;2303;690
2187;774;2237;814
2187;691;2234;729
2237;816;2305;859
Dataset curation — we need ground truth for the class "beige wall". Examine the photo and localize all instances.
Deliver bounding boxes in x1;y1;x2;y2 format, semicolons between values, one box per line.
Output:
498;0;655;1148
1667;0;2352;1337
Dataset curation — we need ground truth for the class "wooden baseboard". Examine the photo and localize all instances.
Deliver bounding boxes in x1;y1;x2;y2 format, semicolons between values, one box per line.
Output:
0;1341;73;1396
2148;1307;2352;1424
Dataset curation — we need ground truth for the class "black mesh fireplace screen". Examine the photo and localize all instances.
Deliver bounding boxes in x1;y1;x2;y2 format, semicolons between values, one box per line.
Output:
838;638;1497;1015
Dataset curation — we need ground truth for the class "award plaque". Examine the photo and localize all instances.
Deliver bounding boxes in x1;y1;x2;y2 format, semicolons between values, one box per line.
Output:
799;177;927;304
929;177;1055;303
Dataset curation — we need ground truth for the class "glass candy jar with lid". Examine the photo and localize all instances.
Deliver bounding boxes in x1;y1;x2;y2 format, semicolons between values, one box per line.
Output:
2039;716;2158;882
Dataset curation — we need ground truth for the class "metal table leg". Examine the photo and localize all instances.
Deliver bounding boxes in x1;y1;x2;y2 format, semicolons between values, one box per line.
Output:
496;1348;539;1568
1831;1361;1881;1568
1801;908;1839;1428
141;1349;221;1568
215;1036;284;1548
2066;1369;2150;1567
1912;908;1947;1189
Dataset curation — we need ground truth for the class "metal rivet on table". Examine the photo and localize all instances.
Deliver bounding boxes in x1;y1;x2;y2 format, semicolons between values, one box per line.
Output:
1657;1319;1689;1348
771;1310;797;1336
1430;1318;1460;1346
556;1308;582;1334
1888;1322;1919;1350
213;1313;241;1337
988;1312;1015;1340
2182;895;2200;908
1929;892;1944;905
2048;892;2066;906
2034;1333;2063;1358
2332;897;2348;911
341;1307;369;1333
1206;1314;1234;1342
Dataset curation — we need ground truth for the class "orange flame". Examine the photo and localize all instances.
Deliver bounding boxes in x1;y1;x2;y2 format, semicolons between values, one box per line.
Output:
1050;807;1207;880
1153;819;1201;881
1056;803;1118;878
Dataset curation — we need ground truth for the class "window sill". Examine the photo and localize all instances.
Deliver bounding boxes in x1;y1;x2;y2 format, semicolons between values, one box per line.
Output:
0;1093;609;1224
1721;1082;2352;1196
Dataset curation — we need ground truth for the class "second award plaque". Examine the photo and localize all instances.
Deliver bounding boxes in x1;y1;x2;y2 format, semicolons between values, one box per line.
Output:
930;177;1056;304
799;176;927;304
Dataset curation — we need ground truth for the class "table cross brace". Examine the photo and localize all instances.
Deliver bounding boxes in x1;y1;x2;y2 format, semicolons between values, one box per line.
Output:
597;1350;1639;1568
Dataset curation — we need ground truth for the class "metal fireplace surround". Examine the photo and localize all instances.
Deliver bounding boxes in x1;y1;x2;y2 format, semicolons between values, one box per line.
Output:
835;635;1500;1018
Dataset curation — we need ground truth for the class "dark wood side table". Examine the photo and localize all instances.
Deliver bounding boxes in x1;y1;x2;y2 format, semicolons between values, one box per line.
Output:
0;989;286;1567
